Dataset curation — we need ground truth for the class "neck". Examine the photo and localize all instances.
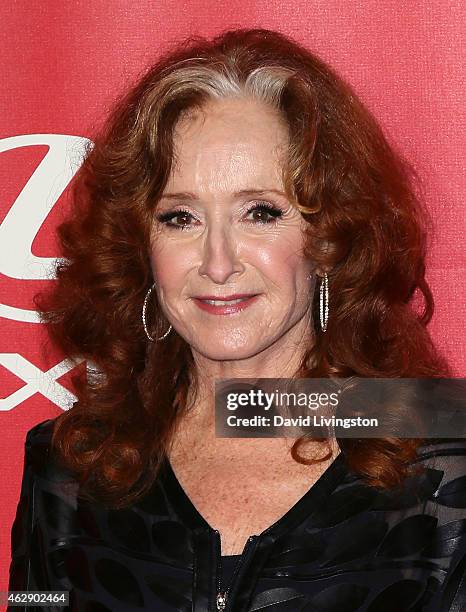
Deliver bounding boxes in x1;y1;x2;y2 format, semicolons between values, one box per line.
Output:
183;311;315;433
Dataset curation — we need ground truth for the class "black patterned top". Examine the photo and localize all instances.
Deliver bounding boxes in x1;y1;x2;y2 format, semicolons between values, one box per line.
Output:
8;417;466;611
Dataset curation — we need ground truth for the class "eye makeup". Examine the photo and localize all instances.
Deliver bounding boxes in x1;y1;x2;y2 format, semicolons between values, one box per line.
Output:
155;201;284;230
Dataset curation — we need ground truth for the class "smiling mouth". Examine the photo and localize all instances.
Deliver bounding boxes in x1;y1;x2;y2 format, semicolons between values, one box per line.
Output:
198;297;253;305
192;294;260;314
193;293;259;304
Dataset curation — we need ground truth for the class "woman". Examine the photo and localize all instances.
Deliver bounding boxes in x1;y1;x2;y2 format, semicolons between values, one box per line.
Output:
8;28;466;611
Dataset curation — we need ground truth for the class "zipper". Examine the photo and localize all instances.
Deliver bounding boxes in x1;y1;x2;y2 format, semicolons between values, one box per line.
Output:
214;530;257;611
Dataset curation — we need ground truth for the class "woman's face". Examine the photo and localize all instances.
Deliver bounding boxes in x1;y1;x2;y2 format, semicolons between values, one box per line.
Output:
149;97;316;362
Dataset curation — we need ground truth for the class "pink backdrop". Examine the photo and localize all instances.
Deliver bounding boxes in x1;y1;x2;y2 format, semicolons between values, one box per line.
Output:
1;1;464;595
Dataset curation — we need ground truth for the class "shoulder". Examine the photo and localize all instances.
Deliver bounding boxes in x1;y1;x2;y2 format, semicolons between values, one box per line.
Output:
24;417;56;465
411;438;466;507
21;416;80;497
415;437;466;458
414;437;466;484
25;416;55;455
9;418;81;591
408;439;466;609
13;417;81;549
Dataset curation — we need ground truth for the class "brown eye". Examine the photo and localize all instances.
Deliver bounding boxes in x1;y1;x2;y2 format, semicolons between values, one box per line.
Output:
155;209;196;230
171;212;192;227
245;202;283;224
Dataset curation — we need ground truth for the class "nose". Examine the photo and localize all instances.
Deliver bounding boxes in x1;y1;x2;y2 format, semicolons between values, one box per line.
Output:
197;223;244;284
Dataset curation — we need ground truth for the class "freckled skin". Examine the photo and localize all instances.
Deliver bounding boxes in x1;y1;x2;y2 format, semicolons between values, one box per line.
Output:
149;97;317;380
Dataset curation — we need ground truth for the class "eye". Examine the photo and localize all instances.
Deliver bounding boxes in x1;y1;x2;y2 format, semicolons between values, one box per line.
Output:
155;201;284;230
244;202;283;224
155;207;197;230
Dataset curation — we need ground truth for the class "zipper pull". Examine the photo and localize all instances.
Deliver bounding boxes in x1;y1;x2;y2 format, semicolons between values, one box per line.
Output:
215;535;256;611
216;590;227;610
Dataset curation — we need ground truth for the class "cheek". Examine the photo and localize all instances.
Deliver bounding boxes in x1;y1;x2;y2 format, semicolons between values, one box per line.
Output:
149;241;187;290
254;239;308;288
149;251;165;283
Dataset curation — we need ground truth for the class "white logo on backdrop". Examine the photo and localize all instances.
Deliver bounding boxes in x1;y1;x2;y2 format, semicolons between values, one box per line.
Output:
0;353;86;411
0;134;92;410
0;133;90;322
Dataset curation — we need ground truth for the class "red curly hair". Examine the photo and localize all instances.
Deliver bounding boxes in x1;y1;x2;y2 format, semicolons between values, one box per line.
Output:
35;28;451;508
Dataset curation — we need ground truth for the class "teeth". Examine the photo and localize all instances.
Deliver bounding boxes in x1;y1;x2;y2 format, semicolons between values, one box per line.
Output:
202;297;250;305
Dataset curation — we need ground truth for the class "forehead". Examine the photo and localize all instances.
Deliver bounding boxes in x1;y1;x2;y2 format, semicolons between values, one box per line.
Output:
167;98;290;190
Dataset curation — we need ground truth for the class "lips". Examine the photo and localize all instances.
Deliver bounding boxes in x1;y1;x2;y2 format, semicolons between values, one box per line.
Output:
192;294;260;315
193;294;258;301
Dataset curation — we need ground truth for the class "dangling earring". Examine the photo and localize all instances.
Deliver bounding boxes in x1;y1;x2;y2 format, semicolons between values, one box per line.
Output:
142;282;172;342
319;272;329;332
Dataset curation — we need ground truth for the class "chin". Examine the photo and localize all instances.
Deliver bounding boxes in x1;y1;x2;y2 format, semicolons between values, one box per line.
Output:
194;341;263;362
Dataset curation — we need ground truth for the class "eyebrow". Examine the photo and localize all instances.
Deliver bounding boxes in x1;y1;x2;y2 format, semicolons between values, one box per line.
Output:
159;188;287;201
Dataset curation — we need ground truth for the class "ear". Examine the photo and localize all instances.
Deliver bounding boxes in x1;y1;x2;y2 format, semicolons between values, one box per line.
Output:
310;266;328;278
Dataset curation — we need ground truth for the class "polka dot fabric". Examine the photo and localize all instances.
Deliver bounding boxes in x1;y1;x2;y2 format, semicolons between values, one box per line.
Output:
8;418;466;611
